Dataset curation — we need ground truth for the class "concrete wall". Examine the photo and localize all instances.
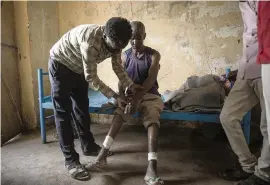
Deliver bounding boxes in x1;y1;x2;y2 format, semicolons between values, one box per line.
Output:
1;2;23;143
13;1;36;129
58;1;243;93
27;1;59;123
13;1;59;129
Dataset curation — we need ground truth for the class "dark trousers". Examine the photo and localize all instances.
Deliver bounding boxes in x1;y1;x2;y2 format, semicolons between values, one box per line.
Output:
48;58;97;165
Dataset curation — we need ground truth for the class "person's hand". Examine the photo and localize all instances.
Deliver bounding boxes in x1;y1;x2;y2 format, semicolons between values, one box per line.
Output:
129;93;142;114
129;84;144;94
228;70;238;82
116;96;127;110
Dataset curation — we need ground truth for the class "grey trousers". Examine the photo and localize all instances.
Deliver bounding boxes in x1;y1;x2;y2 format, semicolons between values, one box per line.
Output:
262;64;270;145
220;78;270;182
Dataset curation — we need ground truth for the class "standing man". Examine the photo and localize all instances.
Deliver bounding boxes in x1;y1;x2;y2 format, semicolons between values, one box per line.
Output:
219;1;270;185
49;17;142;180
257;1;270;145
86;21;164;185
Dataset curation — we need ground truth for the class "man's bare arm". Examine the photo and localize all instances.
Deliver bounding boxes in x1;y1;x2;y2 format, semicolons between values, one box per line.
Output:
135;50;161;98
111;53;133;89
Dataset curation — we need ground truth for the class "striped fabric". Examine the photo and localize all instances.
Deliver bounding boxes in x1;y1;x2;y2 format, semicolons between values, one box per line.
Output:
50;24;133;98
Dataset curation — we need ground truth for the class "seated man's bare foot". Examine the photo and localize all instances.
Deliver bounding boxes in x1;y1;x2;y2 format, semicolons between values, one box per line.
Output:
144;161;164;185
85;159;107;171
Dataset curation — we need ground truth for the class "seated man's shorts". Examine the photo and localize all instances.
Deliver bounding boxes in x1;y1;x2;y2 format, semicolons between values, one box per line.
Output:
115;93;163;128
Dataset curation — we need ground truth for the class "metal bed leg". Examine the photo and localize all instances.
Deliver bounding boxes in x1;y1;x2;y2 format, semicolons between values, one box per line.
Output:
242;111;251;145
38;69;46;144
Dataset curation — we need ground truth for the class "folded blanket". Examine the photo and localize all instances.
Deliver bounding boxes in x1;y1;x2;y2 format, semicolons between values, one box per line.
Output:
163;75;225;112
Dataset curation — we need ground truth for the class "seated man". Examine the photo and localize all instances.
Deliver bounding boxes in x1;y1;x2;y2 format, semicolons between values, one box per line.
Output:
86;21;164;185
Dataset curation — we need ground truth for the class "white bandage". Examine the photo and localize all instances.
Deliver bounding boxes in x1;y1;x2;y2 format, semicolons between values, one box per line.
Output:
103;136;114;149
148;152;158;161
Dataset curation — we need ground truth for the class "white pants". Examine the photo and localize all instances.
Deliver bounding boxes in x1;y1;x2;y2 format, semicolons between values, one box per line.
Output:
262;64;270;145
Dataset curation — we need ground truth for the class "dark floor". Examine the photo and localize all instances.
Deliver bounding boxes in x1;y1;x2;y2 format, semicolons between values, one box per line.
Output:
1;123;262;185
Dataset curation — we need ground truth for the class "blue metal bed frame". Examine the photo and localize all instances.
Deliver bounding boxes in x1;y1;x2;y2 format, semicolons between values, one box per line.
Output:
38;68;251;144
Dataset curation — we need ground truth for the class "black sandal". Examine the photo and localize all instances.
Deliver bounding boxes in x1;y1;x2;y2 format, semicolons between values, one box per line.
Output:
236;174;269;185
144;177;164;185
66;164;90;181
218;167;252;181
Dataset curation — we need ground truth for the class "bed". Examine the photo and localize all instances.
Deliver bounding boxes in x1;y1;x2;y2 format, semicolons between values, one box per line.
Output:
37;68;251;144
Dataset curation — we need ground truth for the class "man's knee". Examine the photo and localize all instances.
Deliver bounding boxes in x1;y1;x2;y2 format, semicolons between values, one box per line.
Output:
143;107;161;127
220;109;243;130
114;108;125;119
145;122;159;129
220;109;233;126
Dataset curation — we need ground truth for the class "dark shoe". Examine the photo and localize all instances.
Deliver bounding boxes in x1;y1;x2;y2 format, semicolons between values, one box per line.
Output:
83;145;113;157
237;174;269;185
66;163;90;181
218;167;253;181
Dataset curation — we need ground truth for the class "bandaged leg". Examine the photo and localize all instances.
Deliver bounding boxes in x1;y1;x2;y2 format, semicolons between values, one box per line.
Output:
145;123;164;185
97;113;124;160
139;94;163;184
85;113;124;170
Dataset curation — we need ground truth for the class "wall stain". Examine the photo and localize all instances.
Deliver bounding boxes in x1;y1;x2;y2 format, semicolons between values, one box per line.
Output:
237;39;241;44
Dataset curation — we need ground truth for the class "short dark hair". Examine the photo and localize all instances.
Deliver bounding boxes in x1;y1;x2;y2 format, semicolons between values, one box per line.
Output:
131;21;146;34
105;17;132;44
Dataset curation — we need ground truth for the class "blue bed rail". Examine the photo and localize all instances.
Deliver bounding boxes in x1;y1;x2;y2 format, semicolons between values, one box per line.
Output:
37;68;251;144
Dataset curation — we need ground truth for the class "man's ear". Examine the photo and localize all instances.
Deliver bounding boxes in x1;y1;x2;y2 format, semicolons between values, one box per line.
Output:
143;33;146;40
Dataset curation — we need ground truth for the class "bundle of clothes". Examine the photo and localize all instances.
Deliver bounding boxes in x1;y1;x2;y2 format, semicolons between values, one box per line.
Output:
162;74;232;113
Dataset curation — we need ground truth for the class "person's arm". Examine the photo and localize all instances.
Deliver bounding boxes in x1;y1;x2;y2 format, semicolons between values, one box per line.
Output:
81;42;118;99
133;49;161;99
111;53;134;89
117;53;127;99
112;53;143;95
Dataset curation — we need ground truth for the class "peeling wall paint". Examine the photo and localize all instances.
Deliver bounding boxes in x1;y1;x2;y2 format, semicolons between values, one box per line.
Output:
212;26;242;38
59;1;243;93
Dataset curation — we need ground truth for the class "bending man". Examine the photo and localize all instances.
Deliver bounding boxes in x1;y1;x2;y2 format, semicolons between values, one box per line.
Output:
49;17;142;180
